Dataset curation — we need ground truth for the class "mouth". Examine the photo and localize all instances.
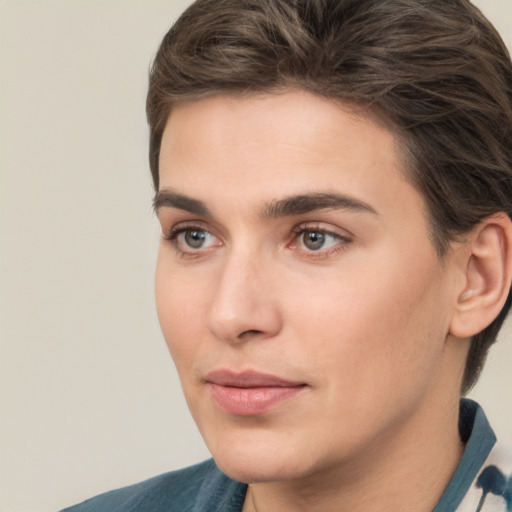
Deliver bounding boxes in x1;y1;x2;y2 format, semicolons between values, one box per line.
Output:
205;369;307;416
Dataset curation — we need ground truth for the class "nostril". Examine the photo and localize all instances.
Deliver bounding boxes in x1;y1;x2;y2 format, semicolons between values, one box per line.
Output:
238;329;264;340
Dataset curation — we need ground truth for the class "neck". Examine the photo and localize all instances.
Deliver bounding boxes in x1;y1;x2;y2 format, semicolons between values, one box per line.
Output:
243;394;464;512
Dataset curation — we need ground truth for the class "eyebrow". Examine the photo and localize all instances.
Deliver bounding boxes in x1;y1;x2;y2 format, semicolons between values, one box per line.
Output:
262;192;378;218
153;189;378;218
153;190;212;216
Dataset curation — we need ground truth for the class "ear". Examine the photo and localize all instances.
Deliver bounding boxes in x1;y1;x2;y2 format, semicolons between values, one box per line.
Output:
450;213;512;338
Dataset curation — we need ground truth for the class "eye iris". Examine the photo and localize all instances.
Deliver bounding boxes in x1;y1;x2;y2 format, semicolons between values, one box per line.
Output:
184;229;207;248
303;231;325;250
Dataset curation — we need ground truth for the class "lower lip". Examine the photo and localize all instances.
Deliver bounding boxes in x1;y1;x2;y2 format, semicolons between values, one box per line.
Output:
208;383;306;416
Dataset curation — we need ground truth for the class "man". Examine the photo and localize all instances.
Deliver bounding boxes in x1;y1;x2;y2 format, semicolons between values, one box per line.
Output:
62;0;512;510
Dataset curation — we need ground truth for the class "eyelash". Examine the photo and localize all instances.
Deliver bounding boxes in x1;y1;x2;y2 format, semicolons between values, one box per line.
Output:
164;222;352;258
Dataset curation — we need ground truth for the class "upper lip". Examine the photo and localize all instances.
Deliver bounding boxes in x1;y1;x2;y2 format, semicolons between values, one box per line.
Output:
205;369;305;388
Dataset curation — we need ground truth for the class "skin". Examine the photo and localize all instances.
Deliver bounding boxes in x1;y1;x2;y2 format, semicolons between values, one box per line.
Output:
155;91;472;511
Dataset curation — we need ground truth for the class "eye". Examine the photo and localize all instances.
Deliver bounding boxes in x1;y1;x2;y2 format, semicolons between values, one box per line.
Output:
181;228;212;249
298;229;340;251
167;225;221;254
290;225;351;255
301;230;332;251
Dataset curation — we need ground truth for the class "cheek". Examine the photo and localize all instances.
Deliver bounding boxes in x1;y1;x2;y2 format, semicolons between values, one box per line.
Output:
155;253;206;367
285;253;450;396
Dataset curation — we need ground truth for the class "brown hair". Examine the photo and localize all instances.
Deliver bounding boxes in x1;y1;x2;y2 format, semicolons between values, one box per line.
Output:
147;0;512;394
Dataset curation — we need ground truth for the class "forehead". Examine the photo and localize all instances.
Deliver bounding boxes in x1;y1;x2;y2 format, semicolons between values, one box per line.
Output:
161;91;404;182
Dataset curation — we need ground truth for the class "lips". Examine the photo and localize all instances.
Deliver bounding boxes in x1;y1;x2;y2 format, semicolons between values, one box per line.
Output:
205;370;307;416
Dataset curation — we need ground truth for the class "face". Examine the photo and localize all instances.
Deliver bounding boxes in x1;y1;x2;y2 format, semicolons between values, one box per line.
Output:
155;91;462;484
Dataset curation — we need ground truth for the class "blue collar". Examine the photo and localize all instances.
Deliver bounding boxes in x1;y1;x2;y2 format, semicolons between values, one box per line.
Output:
433;399;496;511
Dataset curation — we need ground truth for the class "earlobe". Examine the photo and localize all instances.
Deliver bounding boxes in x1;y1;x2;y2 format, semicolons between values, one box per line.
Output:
450;213;512;338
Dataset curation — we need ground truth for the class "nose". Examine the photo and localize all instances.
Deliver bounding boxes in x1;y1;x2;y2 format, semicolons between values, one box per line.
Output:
206;250;283;344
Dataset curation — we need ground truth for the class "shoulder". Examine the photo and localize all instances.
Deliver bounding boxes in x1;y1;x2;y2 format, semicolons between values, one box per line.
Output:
60;459;247;512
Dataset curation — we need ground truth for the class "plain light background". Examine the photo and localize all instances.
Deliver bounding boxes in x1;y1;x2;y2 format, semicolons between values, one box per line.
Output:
1;1;511;511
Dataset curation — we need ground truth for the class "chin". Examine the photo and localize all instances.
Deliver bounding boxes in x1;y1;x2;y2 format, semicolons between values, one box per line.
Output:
214;453;305;484
204;429;314;484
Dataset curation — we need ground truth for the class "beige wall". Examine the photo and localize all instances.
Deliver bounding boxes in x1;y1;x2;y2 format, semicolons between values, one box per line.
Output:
1;1;511;511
